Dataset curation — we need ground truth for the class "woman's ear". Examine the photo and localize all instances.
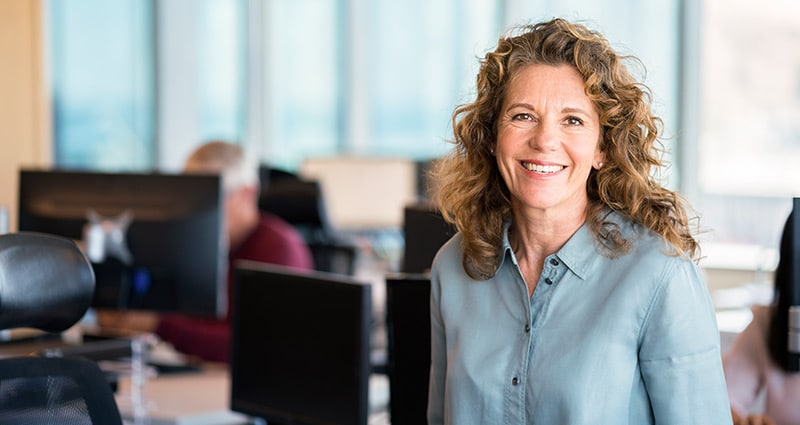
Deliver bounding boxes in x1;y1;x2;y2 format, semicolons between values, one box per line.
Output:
593;150;606;170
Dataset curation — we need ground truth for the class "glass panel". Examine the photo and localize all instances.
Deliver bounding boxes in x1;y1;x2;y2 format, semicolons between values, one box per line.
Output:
695;0;800;255
263;0;342;170
197;0;247;143
365;0;500;160
49;0;155;171
261;0;502;170
699;0;800;198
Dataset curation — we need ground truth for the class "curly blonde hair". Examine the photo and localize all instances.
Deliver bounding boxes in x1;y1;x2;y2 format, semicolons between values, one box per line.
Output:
431;18;699;280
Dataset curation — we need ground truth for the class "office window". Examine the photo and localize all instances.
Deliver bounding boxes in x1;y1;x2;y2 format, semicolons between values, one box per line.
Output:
691;0;800;267
698;0;800;199
260;0;503;170
364;0;500;158
48;1;502;172
197;0;247;142
48;0;156;171
49;0;698;191
260;0;343;169
48;0;247;172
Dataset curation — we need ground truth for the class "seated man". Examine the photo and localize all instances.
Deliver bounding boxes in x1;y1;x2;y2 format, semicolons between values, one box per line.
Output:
156;141;314;362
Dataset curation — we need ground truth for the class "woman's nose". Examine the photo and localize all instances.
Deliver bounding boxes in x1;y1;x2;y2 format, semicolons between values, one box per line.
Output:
529;120;559;151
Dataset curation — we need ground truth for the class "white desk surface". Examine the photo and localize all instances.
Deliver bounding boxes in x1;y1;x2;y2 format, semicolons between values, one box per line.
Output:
115;364;390;425
116;364;249;425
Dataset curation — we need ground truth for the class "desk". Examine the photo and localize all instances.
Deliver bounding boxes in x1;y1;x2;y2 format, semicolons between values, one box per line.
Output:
116;365;391;425
116;364;249;425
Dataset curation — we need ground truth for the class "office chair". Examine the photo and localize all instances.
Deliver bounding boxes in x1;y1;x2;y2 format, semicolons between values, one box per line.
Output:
258;166;358;275
0;232;124;424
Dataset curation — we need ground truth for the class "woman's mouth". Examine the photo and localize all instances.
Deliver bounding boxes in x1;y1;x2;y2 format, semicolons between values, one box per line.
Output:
521;161;565;174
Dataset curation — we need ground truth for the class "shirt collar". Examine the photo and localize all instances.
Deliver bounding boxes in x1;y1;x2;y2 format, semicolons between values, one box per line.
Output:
554;222;596;280
499;218;598;281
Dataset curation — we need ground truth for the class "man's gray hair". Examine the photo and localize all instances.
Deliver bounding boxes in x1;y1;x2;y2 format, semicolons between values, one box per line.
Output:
183;141;259;192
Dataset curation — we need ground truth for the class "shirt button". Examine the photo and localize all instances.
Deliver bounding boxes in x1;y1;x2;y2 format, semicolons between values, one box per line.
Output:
511;377;519;386
550;258;559;266
524;323;531;333
544;277;553;285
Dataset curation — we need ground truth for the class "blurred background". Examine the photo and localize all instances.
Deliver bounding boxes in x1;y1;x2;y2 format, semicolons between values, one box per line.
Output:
2;0;800;297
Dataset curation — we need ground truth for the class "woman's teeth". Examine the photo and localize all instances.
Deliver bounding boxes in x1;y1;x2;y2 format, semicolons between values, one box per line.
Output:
522;162;564;174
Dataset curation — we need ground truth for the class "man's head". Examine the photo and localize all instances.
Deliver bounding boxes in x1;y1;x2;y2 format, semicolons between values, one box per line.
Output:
184;141;260;249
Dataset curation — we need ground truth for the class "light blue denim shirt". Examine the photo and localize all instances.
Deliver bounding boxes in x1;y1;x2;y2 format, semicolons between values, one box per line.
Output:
428;213;732;424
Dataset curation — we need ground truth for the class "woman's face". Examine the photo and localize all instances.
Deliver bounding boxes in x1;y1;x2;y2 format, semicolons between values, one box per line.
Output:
495;63;604;218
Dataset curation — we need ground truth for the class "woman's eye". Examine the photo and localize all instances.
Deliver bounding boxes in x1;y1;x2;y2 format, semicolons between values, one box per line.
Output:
566;116;583;126
512;113;532;121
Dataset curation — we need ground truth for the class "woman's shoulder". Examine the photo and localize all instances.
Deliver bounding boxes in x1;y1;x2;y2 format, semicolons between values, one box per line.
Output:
602;211;681;260
432;232;463;267
591;213;701;297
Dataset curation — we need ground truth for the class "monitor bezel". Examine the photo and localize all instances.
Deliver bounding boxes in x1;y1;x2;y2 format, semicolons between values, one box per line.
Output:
229;261;372;425
17;168;227;317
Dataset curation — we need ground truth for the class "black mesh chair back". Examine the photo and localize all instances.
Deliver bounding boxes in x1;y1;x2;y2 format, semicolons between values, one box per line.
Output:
0;357;123;424
0;232;123;424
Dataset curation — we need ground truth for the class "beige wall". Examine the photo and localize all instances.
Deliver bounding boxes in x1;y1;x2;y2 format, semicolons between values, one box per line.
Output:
0;0;50;232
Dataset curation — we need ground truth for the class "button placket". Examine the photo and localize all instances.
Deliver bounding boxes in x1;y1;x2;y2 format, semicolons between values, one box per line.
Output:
542;255;561;285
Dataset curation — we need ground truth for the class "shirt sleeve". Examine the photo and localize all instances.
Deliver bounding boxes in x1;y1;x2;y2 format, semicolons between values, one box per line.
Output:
723;306;769;416
638;257;733;424
427;268;446;425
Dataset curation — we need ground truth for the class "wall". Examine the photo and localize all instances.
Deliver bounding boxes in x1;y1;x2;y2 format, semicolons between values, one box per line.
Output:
0;0;50;232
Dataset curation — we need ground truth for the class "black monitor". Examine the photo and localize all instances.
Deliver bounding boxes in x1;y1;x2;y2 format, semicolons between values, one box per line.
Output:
783;197;800;371
230;261;372;425
258;174;358;276
402;202;456;274
17;169;226;317
385;274;431;425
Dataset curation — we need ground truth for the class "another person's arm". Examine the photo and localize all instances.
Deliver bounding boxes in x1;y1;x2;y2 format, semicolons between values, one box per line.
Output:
724;307;771;422
731;408;775;425
95;309;159;334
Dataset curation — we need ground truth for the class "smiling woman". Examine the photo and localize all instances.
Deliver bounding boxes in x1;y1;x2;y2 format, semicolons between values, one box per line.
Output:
426;18;732;425
495;64;603;231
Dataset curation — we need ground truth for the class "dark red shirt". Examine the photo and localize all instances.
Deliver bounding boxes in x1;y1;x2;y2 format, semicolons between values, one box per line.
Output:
156;212;314;362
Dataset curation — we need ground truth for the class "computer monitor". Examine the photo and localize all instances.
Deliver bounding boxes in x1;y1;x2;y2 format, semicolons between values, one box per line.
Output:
402;202;456;274
17;169;226;317
783;197;800;371
230;261;372;425
385;274;431;425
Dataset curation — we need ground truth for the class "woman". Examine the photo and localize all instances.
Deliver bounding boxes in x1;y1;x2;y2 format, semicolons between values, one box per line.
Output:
724;212;800;425
427;18;732;424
